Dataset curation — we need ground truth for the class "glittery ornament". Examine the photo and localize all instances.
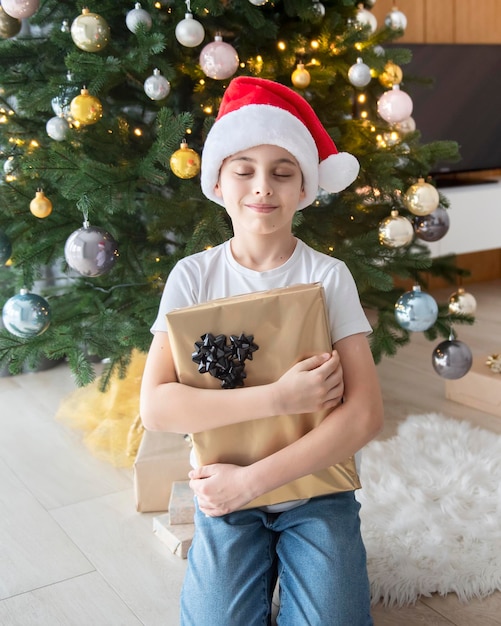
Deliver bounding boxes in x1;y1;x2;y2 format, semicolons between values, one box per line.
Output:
394;285;438;332
2;289;51;338
170;140;201;179
378;210;414;248
29;190;53;218
413;207;449;241
348;57;372;88
70;88;103;126
291;63;311;89
64;222;119;277
403;178;440;216
71;8;110;52
144;68;171;101
1;0;39;20
432;337;473;379
377;85;413;124
379;61;403;88
46;115;69;141
199;34;239;80
0;6;21;39
448;287;477;316
126;3;152;33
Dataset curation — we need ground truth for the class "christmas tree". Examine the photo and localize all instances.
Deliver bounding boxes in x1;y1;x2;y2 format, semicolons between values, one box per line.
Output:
0;0;470;387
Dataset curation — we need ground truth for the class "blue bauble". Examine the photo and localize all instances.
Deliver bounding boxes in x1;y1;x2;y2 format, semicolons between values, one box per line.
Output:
2;289;51;338
0;229;12;264
413;207;450;242
394;285;438;332
432;338;473;379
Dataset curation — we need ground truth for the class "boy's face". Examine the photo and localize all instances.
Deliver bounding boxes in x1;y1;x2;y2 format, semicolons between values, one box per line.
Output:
214;144;305;237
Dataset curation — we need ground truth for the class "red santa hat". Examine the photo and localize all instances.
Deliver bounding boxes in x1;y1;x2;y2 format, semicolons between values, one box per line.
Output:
201;76;359;210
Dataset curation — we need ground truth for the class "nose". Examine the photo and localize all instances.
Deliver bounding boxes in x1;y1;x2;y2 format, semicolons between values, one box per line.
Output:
253;173;273;196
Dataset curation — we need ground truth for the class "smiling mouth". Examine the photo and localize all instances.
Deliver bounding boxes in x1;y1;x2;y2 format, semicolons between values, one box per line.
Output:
246;203;277;212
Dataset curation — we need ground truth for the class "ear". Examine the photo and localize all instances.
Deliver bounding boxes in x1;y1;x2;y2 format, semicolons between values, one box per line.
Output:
214;181;223;198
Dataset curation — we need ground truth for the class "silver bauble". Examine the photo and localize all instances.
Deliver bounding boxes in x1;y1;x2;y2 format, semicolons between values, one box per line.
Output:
126;3;152;32
379;210;414;248
2;289;51;338
64;223;119;277
175;13;205;47
348;58;372;88
385;7;407;31
413;207;450;242
46;116;69;141
432;339;473;379
448;287;477;316
144;68;171;100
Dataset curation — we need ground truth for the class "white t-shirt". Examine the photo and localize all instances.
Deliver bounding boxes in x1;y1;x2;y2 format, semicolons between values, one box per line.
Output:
151;238;371;512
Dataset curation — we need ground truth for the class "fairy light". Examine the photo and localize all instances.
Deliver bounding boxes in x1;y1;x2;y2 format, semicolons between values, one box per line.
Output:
277;41;286;51
202;104;213;114
310;39;319;50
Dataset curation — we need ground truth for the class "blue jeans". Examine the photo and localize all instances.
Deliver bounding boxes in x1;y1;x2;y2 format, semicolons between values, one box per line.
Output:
180;491;373;625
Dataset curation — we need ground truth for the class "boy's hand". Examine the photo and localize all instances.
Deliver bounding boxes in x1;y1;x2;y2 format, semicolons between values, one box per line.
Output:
274;350;343;416
189;464;254;516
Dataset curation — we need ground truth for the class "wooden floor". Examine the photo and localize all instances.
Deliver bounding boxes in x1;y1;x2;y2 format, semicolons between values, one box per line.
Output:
0;281;500;625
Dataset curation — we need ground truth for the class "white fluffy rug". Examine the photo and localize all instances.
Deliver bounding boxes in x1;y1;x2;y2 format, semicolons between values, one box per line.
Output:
357;413;501;606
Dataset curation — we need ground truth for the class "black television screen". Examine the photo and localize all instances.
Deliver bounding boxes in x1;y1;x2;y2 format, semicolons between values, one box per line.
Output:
387;44;501;178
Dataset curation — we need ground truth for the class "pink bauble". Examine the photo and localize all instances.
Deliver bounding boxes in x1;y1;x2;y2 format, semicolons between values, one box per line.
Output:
377;85;413;124
199;35;239;80
1;0;39;19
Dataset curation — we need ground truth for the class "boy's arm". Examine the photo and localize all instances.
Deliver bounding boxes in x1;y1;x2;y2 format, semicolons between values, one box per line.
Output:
139;330;344;433
190;332;384;516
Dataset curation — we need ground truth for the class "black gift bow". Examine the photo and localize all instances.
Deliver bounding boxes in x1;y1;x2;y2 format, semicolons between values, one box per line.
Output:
192;332;259;389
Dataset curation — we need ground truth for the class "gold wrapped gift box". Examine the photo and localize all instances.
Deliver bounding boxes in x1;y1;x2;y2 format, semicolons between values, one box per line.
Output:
166;283;360;509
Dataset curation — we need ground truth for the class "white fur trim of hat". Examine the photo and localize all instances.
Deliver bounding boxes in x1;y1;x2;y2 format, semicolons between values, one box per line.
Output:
201;76;359;210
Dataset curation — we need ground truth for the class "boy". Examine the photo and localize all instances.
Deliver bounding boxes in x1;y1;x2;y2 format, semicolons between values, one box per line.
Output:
140;76;383;625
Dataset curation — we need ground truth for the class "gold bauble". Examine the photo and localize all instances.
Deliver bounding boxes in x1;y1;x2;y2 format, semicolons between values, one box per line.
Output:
403;178;440;216
0;6;21;39
291;63;311;89
378;209;414;248
70;88;103;126
71;8;110;52
379;61;403;88
170;141;201;179
30;190;53;219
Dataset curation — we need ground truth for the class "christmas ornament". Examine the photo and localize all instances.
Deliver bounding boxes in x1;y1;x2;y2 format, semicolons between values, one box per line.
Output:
0;6;21;39
70;88;103;126
385;7;407;31
29;189;53;218
126;3;152;33
448;287;477;316
291;63;311;89
1;0;39;20
249;0;267;5
61;18;70;33
175;8;205;47
394;285;438;332
413;206;450;242
51;72;79;120
170;140;201;179
46;115;69;141
71;8;110;53
348;57;371;88
64;221;119;277
432;335;473;379
377;85;413;124
311;0;325;18
0;230;12;265
355;7;377;34
378;209;413;248
486;354;501;374
199;34;239;80
395;116;416;134
143;68;171;101
2;289;51;338
3;155;17;178
379;61;403;88
403;178;440;216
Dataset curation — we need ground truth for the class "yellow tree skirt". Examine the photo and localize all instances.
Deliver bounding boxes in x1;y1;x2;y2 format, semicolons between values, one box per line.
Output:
56;350;147;468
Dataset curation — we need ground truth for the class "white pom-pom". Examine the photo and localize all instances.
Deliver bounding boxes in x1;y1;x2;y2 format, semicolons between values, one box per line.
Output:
319;152;359;193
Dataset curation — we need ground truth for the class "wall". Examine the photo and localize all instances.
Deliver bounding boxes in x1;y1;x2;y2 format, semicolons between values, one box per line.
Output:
371;0;501;283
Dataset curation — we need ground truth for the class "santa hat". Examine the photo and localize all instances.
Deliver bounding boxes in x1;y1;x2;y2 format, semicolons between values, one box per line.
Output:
201;76;359;210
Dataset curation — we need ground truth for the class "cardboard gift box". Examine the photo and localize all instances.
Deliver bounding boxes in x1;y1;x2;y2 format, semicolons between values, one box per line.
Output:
166;282;360;509
133;429;192;512
445;356;501;418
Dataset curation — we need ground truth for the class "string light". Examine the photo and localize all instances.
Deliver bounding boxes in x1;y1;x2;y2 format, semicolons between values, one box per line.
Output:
277;41;286;51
